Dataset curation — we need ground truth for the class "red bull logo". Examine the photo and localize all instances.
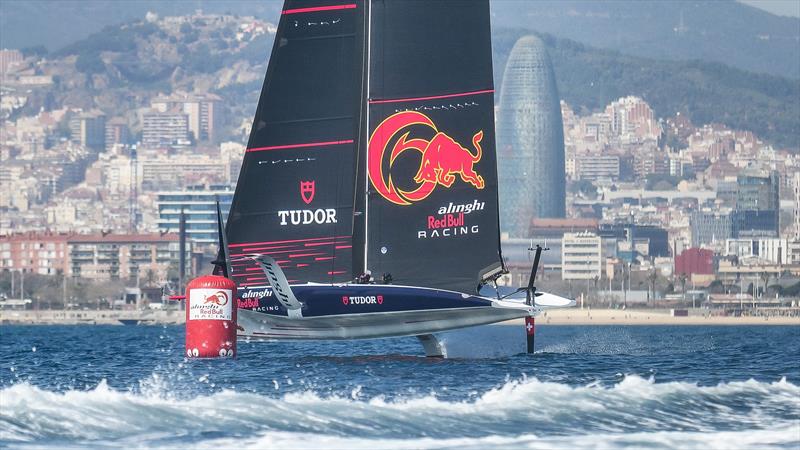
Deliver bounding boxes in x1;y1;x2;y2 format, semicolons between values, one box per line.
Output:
237;298;260;309
203;290;229;307
368;111;485;206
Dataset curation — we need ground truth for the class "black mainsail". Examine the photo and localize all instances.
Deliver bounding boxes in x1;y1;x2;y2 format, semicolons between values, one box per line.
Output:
226;1;366;287
365;0;503;293
227;0;504;294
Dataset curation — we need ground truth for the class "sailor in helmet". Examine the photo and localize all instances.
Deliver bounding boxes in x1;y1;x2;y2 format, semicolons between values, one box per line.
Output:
356;270;373;284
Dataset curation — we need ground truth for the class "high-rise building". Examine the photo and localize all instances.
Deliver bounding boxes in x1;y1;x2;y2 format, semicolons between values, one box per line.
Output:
497;35;566;238
69;110;106;151
604;96;661;142
151;93;222;142
139;156;228;190
633;148;670;179
104;117;129;151
598;223;671;258
575;155;620;181
0;49;24;75
794;172;800;239
735;168;780;237
690;211;732;247
736;168;779;211
141;110;190;148
562;232;603;280
732;210;778;239
156;185;234;247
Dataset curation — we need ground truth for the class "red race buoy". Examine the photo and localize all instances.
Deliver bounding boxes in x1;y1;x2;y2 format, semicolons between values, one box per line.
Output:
185;275;237;358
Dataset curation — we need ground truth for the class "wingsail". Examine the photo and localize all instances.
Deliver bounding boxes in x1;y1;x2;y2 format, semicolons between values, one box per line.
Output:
364;0;504;294
225;1;366;287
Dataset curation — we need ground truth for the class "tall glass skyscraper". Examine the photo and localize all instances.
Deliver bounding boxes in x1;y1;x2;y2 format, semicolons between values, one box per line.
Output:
497;35;566;238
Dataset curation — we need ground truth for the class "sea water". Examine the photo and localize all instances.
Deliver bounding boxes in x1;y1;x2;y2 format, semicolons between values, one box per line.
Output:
1;325;798;449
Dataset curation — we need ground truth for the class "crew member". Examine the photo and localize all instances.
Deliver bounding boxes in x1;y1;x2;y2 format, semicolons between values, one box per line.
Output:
356;270;373;284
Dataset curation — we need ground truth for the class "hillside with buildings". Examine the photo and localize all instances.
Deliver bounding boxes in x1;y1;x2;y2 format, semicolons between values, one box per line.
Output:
2;11;275;142
492;29;800;150
489;0;800;79
4;0;797;79
1;11;799;313
2;13;796;149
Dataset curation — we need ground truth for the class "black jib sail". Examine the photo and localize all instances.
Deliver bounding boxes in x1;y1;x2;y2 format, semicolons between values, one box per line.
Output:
228;0;504;293
364;0;503;293
226;0;366;287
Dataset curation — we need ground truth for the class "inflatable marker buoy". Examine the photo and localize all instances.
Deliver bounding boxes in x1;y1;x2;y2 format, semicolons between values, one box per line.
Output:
185;275;237;358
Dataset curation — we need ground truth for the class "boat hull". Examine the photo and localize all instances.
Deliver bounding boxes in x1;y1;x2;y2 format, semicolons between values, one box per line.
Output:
238;305;531;340
235;283;533;340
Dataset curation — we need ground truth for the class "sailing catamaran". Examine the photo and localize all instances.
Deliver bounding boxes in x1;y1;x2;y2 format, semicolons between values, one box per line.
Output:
219;0;574;356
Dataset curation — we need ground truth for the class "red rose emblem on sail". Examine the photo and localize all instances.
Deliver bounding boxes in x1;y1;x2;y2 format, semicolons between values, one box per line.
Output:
368;111;484;206
300;180;315;204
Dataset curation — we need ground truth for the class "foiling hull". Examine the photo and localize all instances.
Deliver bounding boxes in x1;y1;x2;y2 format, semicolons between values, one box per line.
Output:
238;304;531;340
235;283;535;340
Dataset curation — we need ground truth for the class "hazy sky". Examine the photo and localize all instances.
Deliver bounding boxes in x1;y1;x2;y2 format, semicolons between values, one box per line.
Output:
740;0;800;17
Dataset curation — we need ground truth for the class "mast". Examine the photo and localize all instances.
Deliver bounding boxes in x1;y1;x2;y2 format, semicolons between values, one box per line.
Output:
352;0;371;278
364;0;372;275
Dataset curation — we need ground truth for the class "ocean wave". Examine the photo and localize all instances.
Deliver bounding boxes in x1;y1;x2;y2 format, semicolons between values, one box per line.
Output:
200;427;800;450
1;375;798;448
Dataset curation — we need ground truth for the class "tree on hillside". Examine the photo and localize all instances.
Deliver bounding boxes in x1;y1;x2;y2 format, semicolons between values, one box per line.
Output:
21;45;48;57
75;53;105;74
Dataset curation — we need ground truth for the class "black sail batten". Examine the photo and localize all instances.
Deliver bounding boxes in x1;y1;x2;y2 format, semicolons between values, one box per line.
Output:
365;0;503;293
226;0;366;287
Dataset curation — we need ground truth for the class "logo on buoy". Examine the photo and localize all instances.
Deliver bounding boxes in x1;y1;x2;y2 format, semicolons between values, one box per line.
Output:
203;290;229;307
190;288;233;321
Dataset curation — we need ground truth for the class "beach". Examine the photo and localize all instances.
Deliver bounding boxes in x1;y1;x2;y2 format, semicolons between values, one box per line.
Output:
532;308;800;326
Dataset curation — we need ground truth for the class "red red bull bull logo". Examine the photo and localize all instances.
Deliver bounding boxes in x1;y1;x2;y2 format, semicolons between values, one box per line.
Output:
189;288;233;321
203;290;229;307
368;111;485;206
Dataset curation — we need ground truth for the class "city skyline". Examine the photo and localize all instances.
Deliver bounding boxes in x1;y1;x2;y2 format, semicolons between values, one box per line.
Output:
0;8;799;307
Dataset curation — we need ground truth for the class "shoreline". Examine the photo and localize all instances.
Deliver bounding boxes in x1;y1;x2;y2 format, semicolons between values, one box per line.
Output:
2;308;799;326
0;309;184;326
529;308;800;326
